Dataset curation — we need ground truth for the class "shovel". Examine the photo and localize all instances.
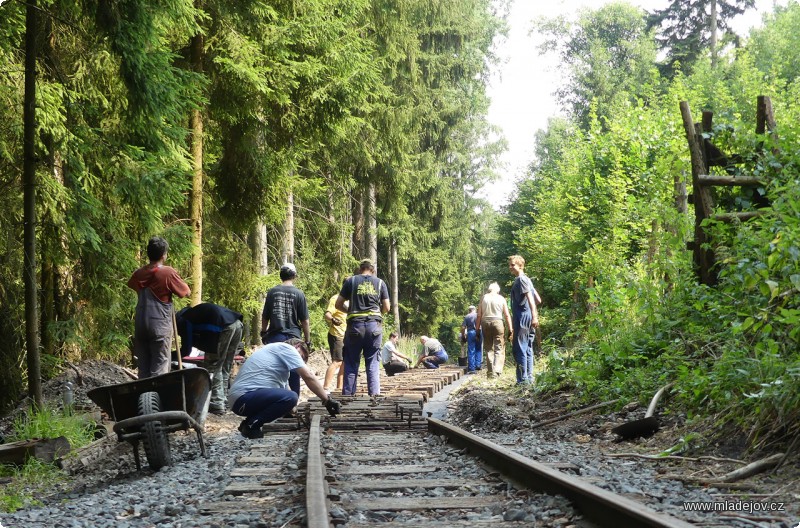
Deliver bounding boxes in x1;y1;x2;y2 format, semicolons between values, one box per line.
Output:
172;307;183;370
612;383;674;440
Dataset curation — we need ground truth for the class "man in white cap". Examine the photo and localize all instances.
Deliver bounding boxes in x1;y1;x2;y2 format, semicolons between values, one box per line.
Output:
261;262;311;396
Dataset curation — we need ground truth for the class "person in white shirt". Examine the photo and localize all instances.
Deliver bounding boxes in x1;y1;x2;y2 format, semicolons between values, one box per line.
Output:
228;339;340;438
381;332;411;376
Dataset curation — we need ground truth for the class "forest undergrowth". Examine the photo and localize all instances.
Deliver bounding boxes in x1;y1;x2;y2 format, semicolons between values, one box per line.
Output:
496;4;800;456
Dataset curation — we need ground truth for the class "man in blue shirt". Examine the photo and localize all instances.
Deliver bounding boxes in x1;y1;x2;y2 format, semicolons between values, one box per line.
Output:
461;305;481;373
176;302;243;414
508;255;539;385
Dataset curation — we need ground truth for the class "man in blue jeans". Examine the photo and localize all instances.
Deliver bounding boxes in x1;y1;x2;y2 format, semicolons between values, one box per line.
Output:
335;259;390;396
508;254;539;385
228;339;340;439
461;305;481;373
416;335;449;369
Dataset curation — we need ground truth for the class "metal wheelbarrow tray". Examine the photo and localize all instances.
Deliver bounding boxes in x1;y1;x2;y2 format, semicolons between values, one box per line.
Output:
87;368;211;470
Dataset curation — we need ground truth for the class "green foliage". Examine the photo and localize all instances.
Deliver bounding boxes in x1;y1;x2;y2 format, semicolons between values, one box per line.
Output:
95;0;204;150
0;458;64;513
647;0;755;75
0;306;24;413
0;0;505;411
535;3;659;128
362;0;503;334
396;334;422;365
0;406;95;511
747;1;800;88
503;1;800;449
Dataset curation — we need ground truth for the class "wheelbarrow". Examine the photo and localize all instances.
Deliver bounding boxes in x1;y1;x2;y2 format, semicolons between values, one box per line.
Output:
87;368;211;470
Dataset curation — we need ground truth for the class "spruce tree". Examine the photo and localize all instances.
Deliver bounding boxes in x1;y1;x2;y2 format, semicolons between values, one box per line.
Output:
647;0;755;75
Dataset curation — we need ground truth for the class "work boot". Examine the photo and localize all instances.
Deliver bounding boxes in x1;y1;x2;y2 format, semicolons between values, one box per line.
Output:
238;420;264;439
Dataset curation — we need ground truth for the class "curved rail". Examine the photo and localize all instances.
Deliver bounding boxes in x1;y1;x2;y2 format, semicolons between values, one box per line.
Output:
427;417;694;528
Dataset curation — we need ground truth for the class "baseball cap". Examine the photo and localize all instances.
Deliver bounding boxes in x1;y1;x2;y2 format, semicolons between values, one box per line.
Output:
280;262;296;274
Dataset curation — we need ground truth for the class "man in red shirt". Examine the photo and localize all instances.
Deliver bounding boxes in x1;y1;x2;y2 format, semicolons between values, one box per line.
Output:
128;237;191;378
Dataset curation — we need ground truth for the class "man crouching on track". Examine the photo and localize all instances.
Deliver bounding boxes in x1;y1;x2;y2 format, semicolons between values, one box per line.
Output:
228;338;341;439
415;335;449;369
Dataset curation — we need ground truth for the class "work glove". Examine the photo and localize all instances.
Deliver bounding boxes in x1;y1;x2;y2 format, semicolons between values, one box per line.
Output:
324;397;341;416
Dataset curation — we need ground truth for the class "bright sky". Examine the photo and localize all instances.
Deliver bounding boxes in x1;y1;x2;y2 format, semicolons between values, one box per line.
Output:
481;0;786;208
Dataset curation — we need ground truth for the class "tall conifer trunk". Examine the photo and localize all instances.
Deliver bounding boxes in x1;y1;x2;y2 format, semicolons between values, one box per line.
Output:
710;0;718;67
249;221;269;344
352;186;364;258
327;184;342;284
23;0;42;407
366;182;378;266
283;189;295;264
188;31;204;305
390;238;400;333
41;17;63;360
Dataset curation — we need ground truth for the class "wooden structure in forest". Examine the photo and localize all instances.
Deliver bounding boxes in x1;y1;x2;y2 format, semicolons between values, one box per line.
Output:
679;96;776;285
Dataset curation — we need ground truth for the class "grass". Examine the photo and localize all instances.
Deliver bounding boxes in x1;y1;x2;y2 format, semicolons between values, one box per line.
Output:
0;457;63;512
9;405;97;447
396;334;423;364
0;405;97;512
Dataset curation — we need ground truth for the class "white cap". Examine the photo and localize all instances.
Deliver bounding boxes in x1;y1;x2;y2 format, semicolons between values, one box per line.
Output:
280;262;296;273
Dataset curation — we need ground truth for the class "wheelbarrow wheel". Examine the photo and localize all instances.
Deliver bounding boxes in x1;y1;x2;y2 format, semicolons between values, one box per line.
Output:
137;391;172;470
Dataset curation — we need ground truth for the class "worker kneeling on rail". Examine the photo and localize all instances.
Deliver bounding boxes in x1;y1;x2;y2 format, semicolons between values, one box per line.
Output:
415;335;449;369
228;338;341;439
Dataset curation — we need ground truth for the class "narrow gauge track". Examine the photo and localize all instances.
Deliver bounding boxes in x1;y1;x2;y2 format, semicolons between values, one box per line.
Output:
204;367;695;527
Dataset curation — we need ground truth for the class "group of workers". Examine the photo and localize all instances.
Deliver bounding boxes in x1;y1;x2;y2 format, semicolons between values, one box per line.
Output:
460;254;541;384
127;236;540;439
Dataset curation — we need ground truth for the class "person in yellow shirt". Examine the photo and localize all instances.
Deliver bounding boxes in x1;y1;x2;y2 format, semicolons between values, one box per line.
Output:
323;293;348;392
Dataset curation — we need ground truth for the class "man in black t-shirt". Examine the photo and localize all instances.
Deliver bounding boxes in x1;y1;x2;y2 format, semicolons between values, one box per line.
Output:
335;259;390;396
261;263;311;396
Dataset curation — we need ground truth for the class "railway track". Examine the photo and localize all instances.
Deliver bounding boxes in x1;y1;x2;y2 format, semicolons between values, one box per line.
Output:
202;367;696;527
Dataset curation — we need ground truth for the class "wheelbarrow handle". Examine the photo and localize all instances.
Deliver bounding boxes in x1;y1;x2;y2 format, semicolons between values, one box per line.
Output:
645;382;675;418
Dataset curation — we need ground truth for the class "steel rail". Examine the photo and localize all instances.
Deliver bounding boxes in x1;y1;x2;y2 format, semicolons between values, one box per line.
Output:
305;414;330;528
427;417;695;528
